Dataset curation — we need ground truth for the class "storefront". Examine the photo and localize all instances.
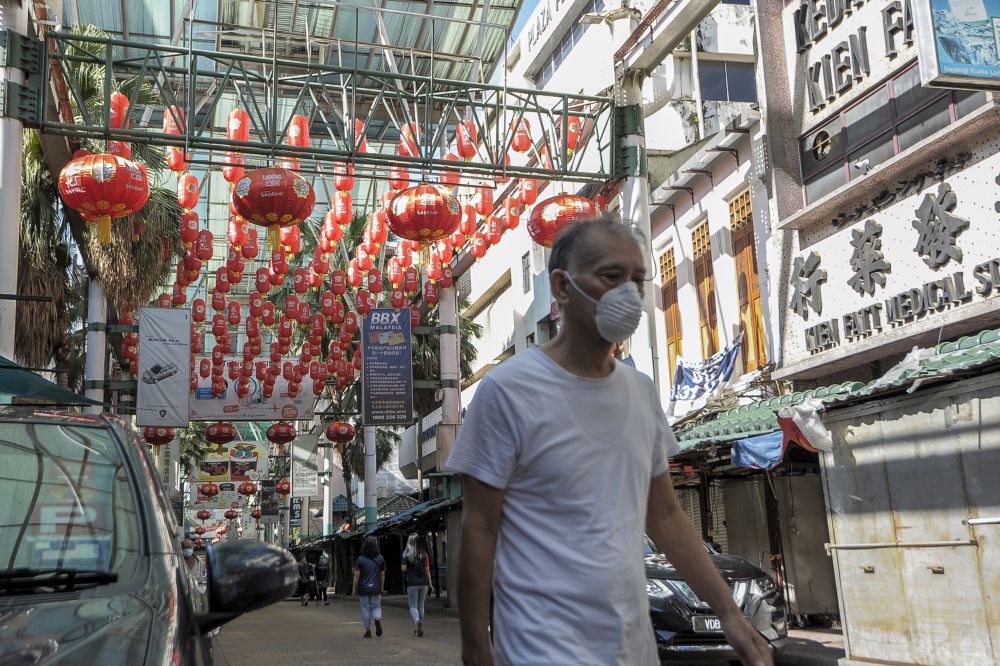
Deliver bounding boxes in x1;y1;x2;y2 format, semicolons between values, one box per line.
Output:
756;0;1000;661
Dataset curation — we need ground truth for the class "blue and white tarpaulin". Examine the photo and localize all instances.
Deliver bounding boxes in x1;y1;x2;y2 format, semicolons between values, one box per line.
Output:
667;332;743;417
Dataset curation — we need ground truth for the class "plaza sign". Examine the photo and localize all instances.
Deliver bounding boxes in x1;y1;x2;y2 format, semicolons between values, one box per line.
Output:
912;0;1000;89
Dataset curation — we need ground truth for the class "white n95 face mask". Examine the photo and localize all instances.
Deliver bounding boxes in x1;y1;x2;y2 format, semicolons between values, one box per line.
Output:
565;273;644;343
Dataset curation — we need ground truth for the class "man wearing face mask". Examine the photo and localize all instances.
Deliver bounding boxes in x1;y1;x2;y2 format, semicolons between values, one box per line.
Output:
446;217;772;666
181;538;206;592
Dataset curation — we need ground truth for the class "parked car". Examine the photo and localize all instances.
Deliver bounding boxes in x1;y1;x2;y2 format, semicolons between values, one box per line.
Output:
0;408;297;665
645;537;788;663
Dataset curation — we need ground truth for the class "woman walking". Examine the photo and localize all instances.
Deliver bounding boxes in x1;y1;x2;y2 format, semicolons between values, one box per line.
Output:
353;536;386;638
401;533;434;637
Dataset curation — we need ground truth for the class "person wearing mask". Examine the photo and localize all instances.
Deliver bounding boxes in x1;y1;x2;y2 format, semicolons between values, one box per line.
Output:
353;536;386;638
401;533;434;637
447;217;774;666
316;553;331;606
181;538;205;591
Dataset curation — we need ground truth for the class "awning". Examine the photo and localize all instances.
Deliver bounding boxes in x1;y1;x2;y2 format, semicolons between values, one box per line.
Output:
366;497;461;536
731;432;787;470
0;356;101;407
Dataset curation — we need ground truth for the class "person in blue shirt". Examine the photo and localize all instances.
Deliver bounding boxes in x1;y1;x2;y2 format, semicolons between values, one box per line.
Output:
352;536;386;638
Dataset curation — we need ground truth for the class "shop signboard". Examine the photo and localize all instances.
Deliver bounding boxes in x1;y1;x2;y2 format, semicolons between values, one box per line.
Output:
136;307;191;427
361;309;414;426
913;0;1000;89
189;370;314;421
189;441;270;509
291;436;319;498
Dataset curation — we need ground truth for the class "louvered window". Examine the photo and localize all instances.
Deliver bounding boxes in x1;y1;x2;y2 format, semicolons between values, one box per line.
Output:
692;223;718;358
730;190;767;370
659;248;682;384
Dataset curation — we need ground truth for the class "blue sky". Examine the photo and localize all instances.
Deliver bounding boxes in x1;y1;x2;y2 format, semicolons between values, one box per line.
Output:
511;0;541;43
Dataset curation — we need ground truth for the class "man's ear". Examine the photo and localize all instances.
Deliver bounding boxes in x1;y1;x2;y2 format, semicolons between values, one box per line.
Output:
550;269;572;305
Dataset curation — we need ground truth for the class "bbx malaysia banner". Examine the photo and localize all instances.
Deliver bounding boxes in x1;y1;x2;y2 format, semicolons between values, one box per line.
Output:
136;307;191;427
362;309;413;426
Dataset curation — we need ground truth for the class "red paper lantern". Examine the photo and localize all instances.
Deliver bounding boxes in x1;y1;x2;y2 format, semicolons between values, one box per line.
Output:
206;422;237;445
511;118;531;153
177;172;199;209
439;152;460;188
58;153;150;244
227;108;250;142
409;304;421;327
528;194;598;248
201;482;220;498
564;115;582;154
223;152;245;183
196;509;212;521
109;91;131;129
423;280;439;305
456;120;477;160
238;481;257;497
242;227;260;259
250;508;262;521
325;421;356;444
387;184;461;242
399;122;420;157
224;509;238;521
519;178;538;206
180;211;200;247
267;422;296;448
390;288;408;309
230;167;315;237
334;162;355;192
276;479;291;497
389;166;408;191
143;426;174;446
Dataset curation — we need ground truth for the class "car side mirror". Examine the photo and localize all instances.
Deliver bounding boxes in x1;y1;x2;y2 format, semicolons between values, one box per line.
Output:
197;541;297;633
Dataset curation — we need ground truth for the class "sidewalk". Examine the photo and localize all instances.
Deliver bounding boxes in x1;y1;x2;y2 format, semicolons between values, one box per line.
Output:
776;627;845;666
378;593;459;618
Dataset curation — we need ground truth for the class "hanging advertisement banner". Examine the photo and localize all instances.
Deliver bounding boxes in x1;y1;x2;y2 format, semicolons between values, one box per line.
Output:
291;436;319;498
136;307;191;427
259;479;279;524
667;332;744;418
189;369;314;421
289;497;303;527
189;441;270;509
913;0;1000;88
361;308;414;426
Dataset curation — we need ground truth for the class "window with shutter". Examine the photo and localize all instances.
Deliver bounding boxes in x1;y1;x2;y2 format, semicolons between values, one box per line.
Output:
659;248;682;384
692;223;718;358
729;190;767;370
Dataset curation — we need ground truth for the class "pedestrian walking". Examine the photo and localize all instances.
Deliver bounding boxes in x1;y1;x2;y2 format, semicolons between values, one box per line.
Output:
316;553;331;605
297;554;318;606
446;217;774;666
181;538;206;593
352;536;386;638
401;533;435;637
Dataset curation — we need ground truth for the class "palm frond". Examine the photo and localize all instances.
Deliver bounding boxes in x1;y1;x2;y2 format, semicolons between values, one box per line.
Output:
86;186;183;313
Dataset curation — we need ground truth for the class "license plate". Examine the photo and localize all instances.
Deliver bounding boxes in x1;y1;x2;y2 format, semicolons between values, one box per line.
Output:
692;616;723;633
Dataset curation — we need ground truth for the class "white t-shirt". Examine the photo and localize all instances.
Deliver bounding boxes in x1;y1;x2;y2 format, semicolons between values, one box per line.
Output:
446;346;678;666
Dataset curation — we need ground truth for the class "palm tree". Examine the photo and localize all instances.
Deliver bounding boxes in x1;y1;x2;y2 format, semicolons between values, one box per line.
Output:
15;24;182;377
177;421;209;480
333;427;400;530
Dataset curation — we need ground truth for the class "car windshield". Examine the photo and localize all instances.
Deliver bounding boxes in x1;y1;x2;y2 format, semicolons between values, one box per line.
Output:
0;417;142;582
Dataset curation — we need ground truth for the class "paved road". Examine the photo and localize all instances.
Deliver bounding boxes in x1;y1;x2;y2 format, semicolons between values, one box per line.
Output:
213;596;461;665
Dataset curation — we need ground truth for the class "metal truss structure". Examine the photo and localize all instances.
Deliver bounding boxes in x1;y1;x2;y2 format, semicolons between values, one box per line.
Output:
40;29;619;185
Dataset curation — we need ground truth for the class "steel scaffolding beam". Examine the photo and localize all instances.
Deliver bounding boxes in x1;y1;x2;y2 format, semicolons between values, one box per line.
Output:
42;31;618;183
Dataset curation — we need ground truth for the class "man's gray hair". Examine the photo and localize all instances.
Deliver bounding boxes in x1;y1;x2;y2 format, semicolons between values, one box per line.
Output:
547;214;645;275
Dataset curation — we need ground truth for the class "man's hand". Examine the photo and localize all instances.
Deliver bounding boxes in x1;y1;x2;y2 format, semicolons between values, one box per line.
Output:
721;610;773;666
457;476;504;666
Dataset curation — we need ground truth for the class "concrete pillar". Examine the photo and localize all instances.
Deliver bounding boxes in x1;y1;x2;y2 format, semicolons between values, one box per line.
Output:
437;285;461;468
364;426;377;527
0;1;28;360
84;278;107;413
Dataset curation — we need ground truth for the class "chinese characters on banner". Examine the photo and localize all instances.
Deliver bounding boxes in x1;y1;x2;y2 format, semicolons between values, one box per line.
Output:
362;309;414;426
291;436;319;498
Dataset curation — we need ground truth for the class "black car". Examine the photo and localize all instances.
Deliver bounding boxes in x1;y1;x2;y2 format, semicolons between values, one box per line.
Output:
0;408;298;664
645;538;788;663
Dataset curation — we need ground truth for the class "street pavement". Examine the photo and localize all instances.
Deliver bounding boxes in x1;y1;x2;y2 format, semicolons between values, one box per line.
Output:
213;595;844;665
213;596;460;665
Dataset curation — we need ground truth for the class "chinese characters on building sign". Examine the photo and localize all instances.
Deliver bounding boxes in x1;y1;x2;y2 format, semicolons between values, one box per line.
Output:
795;179;1000;353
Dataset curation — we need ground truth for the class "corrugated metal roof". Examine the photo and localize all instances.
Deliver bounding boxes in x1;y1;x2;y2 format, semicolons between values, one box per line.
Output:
675;326;1000;450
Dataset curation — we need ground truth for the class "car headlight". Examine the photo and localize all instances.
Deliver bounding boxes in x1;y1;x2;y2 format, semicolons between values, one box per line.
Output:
752;575;777;596
645;578;674;599
663;579;705;608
